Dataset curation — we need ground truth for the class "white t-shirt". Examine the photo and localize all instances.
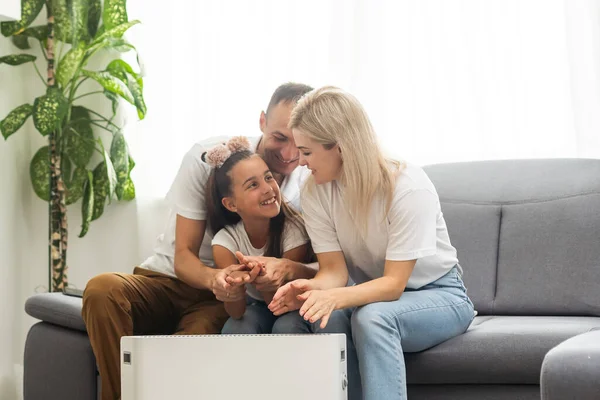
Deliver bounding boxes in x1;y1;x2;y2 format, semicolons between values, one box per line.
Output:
140;136;310;277
211;220;310;300
301;162;459;289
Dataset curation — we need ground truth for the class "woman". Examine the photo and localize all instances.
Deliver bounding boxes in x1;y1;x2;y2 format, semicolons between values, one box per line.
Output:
203;136;312;334
268;87;475;400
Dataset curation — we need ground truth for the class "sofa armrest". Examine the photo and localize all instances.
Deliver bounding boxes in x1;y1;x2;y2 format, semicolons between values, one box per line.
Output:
541;329;600;400
25;292;86;332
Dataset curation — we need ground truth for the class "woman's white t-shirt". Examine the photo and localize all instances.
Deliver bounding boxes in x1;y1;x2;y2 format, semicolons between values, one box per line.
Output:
301;163;459;289
211;220;310;300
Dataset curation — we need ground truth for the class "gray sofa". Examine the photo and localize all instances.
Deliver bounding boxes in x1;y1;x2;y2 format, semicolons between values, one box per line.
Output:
23;159;600;400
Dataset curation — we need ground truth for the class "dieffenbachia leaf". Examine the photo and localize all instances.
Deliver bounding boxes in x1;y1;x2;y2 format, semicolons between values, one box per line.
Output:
87;0;101;38
0;54;36;66
106;59;145;119
102;147;118;202
56;42;87;88
33;88;68;136
81;69;134;104
29;146;50;201
21;25;48;40
79;170;94;237
11;35;30;49
91;161;108;220
64;106;95;167
103;0;128;30
61;156;72;184
51;0;90;43
1;103;33;139
91;20;139;46
110;132;128;182
65;166;88;205
0;0;45;37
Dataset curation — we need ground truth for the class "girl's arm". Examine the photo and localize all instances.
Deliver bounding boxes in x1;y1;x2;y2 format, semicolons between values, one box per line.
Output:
212;245;247;319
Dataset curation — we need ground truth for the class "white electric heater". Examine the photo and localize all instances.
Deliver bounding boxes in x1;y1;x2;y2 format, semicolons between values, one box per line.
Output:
121;334;348;400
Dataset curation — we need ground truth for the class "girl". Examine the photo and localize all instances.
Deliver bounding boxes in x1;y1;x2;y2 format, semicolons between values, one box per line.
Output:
204;136;312;334
268;87;476;400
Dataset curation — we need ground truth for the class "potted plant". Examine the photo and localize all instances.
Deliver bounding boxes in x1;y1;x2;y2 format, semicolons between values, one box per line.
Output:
0;0;145;292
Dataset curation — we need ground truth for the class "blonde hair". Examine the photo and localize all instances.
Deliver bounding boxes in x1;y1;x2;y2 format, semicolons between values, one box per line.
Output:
289;86;400;234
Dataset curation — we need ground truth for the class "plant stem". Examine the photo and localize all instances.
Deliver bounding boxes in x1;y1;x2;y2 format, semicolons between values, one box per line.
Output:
72;91;104;101
86;109;120;129
32;62;48;86
38;40;48;61
89;121;117;133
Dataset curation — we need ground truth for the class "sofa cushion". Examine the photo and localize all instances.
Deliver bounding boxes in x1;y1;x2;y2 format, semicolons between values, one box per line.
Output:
438;203;500;314
25;292;86;332
494;194;600;315
405;315;600;385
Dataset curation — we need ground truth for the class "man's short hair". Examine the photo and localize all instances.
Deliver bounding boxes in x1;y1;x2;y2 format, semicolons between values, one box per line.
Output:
266;82;313;117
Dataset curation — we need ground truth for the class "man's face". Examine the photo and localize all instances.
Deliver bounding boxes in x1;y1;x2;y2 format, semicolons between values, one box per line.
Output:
259;102;299;176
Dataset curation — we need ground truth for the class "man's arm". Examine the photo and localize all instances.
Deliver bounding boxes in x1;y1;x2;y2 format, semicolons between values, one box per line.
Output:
173;215;216;290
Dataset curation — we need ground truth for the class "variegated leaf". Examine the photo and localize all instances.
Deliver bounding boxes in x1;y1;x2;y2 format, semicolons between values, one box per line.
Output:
82;70;134;104
56;42;87;88
1;103;33;139
11;35;30;49
106;59;145;119
64;106;95;167
33;88;68;136
120;177;135;201
66;166;87;205
102;148;118;202
91;162;108;220
0;0;45;37
87;0;101;38
110;132;128;183
0;54;36;65
91;20;139;46
79;171;94;237
103;0;128;30
29;146;50;201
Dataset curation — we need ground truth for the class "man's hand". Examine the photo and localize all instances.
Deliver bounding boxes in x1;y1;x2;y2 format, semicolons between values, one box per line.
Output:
235;252;288;292
267;279;316;316
211;264;260;302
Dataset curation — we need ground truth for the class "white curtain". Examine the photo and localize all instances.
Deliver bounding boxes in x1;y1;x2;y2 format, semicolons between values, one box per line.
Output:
126;0;600;201
2;1;600;399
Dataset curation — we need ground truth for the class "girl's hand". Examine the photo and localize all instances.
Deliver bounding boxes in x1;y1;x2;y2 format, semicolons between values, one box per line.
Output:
268;279;315;316
298;289;337;329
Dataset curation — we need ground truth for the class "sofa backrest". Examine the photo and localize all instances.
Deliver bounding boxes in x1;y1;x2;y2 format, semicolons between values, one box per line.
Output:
424;159;600;316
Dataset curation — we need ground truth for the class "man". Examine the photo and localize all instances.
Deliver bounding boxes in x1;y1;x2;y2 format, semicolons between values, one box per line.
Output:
82;82;315;400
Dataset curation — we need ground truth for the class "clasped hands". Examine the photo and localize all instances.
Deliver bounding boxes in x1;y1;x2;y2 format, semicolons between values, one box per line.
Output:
211;252;288;302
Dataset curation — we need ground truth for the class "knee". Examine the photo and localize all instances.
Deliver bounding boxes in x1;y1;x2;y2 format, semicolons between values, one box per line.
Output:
351;304;392;338
82;273;125;318
221;316;260;334
272;312;309;334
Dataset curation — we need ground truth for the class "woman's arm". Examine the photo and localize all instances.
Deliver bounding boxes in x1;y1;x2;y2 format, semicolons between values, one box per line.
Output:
311;251;349;290
298;259;416;327
212;245;247;319
333;259;416;309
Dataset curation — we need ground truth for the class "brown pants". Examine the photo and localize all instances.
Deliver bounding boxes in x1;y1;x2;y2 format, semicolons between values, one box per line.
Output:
81;267;229;400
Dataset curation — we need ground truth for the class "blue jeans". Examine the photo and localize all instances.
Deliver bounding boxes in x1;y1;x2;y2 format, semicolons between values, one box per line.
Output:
273;266;475;400
222;298;293;334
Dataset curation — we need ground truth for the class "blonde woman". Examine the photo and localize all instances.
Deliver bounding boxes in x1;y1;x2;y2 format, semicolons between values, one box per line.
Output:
268;87;476;400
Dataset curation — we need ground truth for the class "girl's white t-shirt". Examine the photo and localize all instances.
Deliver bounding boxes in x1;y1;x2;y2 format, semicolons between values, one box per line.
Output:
301;163;459;289
211;220;310;300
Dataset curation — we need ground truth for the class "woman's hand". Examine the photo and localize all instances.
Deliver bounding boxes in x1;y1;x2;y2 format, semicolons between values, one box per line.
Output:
268;279;315;316
298;289;338;329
